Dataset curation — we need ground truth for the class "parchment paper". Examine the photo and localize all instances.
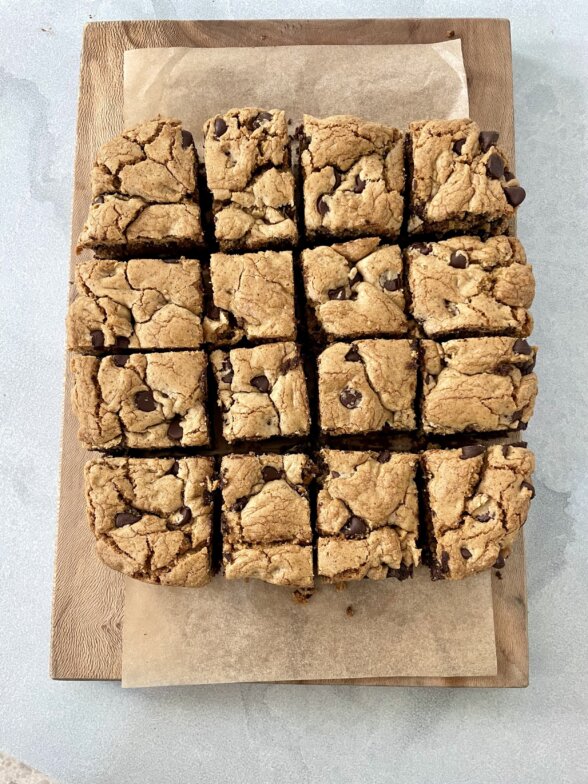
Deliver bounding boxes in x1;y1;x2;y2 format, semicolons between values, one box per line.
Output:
121;40;495;688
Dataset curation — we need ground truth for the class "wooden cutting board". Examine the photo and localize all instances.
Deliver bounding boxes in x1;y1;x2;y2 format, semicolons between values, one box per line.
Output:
51;18;528;686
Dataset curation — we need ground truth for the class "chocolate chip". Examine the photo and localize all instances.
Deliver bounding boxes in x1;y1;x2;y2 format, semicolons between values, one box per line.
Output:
460;444;485;460
207;305;221;320
114;510;142;528
504;169;516;181
331;470;341;478
460;547;472;559
262;465;281;482
92;195;104;205
486;153;505;180
493;552;506;569
479;130;499;152
521;359;536;375
452;138;465;154
90;329;104;349
377;450;391;463
521;480;535;498
233;496;249;512
328;287;346;300
511;408;525;424
167;417;183;441
345;346;361;362
381;274;401;292
251;374;270;393
449;250;469;269
475;512;492;523
511;441;528;449
214;117;227;138
440;551;450;573
353;175;366;193
113;354;128;368
168;460;180;476
341;515;368;538
177;506;192;526
502;445;510;457
333;170;342;189
504;185;526;206
350;268;363;284
411;242;431;255
513;338;532;356
339;387;362;409
114;336;130;348
135;390;156;411
252;111;273;128
495;363;512;376
316;195;329;216
281;355;300;373
181;129;193;148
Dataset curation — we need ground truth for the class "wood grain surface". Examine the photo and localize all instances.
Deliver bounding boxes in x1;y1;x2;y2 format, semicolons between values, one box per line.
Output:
51;18;528;686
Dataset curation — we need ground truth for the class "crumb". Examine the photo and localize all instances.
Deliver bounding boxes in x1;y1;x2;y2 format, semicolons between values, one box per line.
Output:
292;588;314;604
346;605;354;617
495;571;503;580
334;582;348;592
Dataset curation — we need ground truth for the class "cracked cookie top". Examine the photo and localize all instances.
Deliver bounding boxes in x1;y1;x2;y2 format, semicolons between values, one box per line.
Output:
318;339;418;434
407;236;534;338
301;238;409;339
301;114;405;241
422;444;535;579
204;250;296;344
85;456;215;587
220;453;314;545
70;351;208;449
211;342;310;442
203;108;297;251
67;257;204;351
407;119;526;236
421;337;538;434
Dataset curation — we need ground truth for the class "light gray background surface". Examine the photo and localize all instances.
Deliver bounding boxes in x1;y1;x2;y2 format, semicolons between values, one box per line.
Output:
0;1;586;782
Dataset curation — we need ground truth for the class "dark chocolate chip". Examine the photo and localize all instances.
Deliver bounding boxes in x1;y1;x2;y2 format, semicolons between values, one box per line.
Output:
252;111;273;128
504;169;516;181
167;417;183;441
177;506;192;526
511;441;528;449
519;421;528;431
511;408;525;423
90;329;104;349
214;117;227;138
521;359;536;375
333;170;342;189
449;250;469;269
262;465;282;482
281;355;300;373
486;153;505;180
353;175;366;193
513;338;532;356
207;305;221;320
181;129;193;148
521;480;535;499
328;286;346;300
381;274;401;292
440;551;450;574
460;547;472;559
475;512;492;523
452;138;465;155
341;515;368;539
251;374;270;393
495;363;512;376
460;444;485;460
350;268;363;284
339;387;362;409
495;570;503;580
135;390;156;412
504;185;526;207
331;470;341;478
502;445;510;457
316;195;329;216
114;336;130;348
479;130;499;152
113;354;128;368
377;450;391;464
233;496;249;512
410;242;431;255
168;460;180;476
114;510;142;528
493;552;506;569
345;346;361;362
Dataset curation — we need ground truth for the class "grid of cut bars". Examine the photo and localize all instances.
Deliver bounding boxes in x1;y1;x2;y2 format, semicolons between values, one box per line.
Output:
70;112;537;589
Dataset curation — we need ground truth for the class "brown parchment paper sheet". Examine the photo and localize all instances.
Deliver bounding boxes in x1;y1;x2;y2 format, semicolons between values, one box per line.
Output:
120;40;495;688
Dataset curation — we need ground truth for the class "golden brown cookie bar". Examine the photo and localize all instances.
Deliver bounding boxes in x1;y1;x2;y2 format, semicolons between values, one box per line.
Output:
67;258;204;351
85;456;214;587
77;118;204;257
211;342;310;442
204;250;296;345
301;238;409;339
318;339;418;435
421;337;538;434
203;108;297;251
301;114;405;241
221;453;314;587
422;444;535;580
406;236;534;338
407;119;526;236
71;351;208;449
317;449;420;582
